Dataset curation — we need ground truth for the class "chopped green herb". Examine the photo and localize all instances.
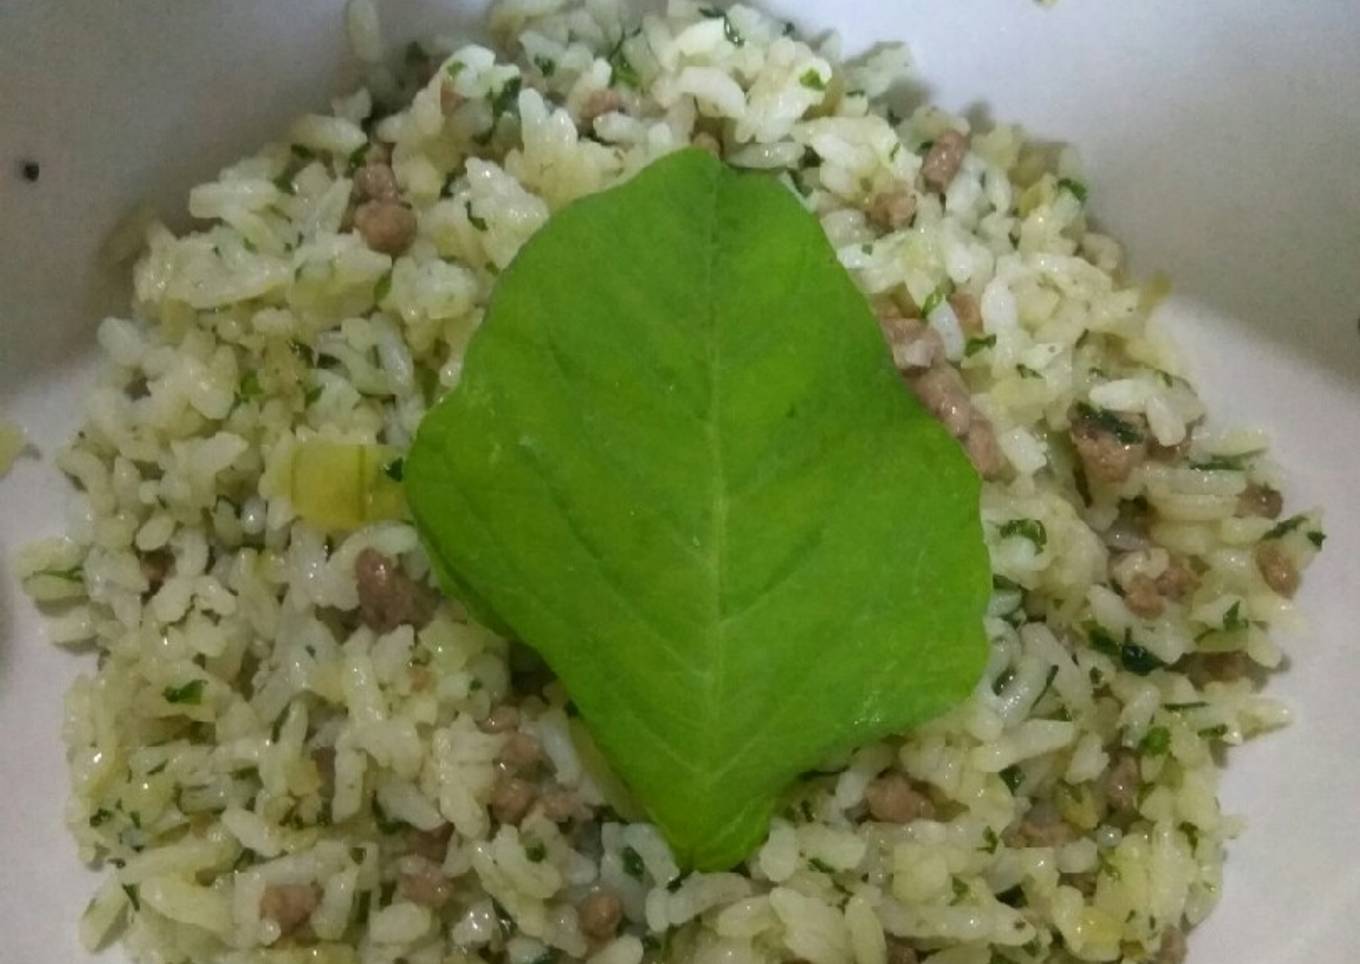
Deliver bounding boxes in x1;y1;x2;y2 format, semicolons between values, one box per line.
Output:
290;144;316;162
374;271;393;302
982;827;1000;853
1087;624;1165;675
237;371;262;403
1016;364;1042;379
607;32;641;89
162;680;206;705
621;845;646;880
445;61;465;79
999;518;1047;551
303;384;323;406
1221;601;1249;632
808;857;835;874
466;202;488;231
492;76;522;118
147;760;168;776
699;6;745;46
524;839;548;863
1198;723;1228;740
1308;530;1326;548
1264;514;1306;540
346;142;369;174
122;884;140;912
1056;177;1088;203
89;809;112;827
1119;641;1165;676
1036;665;1059;703
889;142;902;161
1074;402;1145;445
383;458;404;482
528;952;556;964
965;334;997;357
242;237;258;254
782;20;797;37
951;877;970;902
1165;701;1208;711
1139;725;1171;756
128;810;141;830
533;56;556;78
1000;766;1024;793
799;68;827;91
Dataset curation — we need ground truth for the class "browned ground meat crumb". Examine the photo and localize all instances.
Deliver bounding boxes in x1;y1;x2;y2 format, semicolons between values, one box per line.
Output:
311;746;336;799
353;161;400;203
865;188;917;231
490;775;537;825
355;199;418;255
479;704;521;734
1238;483;1284;519
354;548;436;633
1149;434;1192;463
398;859;454;907
580;88;623;125
1007;800;1077;847
865;773;935;824
948;291;983;337
886;939;920;964
1187;650;1253;686
139;549;172;596
1156;926;1188;964
1155;557;1198;600
1070;410;1148;484
408;823;454;862
910;365;973;437
540;785;586;823
497;731;544;772
1103;751;1141;812
259;883;321;936
578;890;624;941
1122;574;1166;619
963;419;1006;479
1255;541;1299;597
878;313;944;372
921;130;968;191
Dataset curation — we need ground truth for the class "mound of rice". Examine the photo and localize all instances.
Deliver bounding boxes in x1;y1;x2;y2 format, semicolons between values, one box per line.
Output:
18;2;1324;963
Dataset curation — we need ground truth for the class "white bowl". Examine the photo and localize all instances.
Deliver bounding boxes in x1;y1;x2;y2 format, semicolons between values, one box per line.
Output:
2;2;1358;961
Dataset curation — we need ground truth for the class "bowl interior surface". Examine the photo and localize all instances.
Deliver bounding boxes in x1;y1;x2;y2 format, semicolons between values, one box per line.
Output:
1;2;1358;961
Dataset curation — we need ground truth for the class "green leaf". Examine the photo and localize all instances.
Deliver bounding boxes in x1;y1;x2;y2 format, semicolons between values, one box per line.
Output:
405;149;989;870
